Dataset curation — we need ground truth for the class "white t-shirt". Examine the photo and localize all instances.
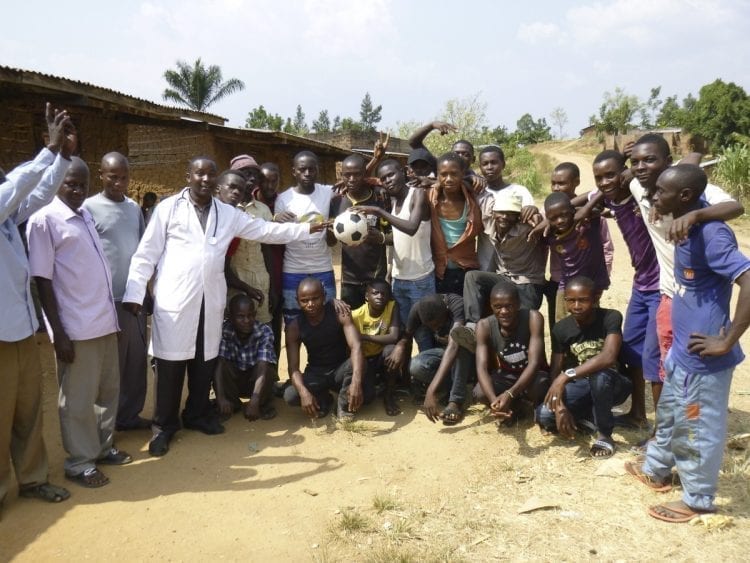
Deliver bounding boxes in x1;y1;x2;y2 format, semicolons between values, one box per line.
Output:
275;183;334;273
630;178;735;297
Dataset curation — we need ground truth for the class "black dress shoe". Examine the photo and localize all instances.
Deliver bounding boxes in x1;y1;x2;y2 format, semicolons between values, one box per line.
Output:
148;433;170;457
183;418;225;435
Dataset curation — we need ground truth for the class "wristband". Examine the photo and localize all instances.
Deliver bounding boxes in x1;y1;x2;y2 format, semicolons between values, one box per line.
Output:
504;390;515;400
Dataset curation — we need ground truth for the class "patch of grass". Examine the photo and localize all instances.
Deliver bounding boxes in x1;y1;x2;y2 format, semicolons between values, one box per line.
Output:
337;419;378;436
365;545;417;563
336;509;371;534
373;493;401;513
713;143;750;203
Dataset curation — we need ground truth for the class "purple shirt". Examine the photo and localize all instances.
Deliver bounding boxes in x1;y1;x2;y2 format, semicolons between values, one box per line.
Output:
672;221;750;374
546;216;609;291
603;193;660;292
27;196;119;341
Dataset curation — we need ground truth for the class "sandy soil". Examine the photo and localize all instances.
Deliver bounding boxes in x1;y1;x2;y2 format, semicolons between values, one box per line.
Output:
1;149;750;561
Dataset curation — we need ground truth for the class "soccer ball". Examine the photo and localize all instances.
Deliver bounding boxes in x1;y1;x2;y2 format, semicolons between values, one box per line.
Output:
333;211;369;246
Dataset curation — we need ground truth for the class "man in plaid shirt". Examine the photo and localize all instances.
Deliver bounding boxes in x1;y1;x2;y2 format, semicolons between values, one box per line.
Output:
214;294;277;421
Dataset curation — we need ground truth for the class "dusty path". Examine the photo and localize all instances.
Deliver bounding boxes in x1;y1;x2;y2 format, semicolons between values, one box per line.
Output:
2;147;750;561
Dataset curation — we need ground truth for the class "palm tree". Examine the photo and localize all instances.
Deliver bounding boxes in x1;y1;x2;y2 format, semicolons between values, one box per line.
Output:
162;58;245;112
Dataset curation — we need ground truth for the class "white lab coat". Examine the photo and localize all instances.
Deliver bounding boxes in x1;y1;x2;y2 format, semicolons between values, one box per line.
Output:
123;188;311;361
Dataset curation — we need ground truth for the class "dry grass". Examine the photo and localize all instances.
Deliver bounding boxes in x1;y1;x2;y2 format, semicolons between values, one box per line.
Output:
316;402;750;562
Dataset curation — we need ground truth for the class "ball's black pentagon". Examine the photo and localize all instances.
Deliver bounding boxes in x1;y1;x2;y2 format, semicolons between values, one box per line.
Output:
349;213;362;223
335;222;345;234
351;231;363;242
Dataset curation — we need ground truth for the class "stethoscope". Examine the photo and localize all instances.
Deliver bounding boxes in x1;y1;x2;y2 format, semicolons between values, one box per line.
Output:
178;188;219;244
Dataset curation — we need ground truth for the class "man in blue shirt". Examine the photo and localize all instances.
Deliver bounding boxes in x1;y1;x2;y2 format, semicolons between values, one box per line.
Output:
627;164;750;523
0;104;75;511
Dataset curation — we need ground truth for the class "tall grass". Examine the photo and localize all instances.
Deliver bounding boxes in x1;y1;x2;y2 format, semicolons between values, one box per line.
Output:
714;143;750;203
504;146;555;199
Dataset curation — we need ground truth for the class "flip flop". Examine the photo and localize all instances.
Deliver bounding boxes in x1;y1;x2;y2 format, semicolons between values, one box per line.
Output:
260;405;278;420
648;501;712;523
383;393;401;416
624;461;672;492
441;403;464;426
19;482;71;503
590;439;615;458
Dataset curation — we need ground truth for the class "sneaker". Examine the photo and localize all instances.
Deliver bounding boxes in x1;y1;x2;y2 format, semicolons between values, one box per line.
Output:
97;447;133;465
450;323;476;352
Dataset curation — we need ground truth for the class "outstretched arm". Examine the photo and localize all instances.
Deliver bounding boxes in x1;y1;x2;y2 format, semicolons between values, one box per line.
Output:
408;121;456;150
351;188;430;236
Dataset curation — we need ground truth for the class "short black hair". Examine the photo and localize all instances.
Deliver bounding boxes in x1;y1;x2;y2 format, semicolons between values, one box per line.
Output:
633;133;671;159
229;293;257;315
377;158;402;173
216;170;245;186
593;150;626;168
490;281;519;302
296;276;324;295
417;294;448;325
367;278;391;297
554;162;580;179
260;162;280;172
293;151;318;166
188;156;216;171
479;145;505;162
544;191;572;210
660;164;708;198
143;191;157;204
342;154;366;168
452;139;475;153
437;151;467;172
566;275;596;294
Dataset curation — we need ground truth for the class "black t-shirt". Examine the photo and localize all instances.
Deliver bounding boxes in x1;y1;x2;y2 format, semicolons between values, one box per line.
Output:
331;191;389;285
298;302;349;370
551;308;622;370
406;293;464;340
488;309;531;375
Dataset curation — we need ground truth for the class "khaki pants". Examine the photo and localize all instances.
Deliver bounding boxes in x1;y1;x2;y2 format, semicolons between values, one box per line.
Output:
0;336;49;503
57;334;119;476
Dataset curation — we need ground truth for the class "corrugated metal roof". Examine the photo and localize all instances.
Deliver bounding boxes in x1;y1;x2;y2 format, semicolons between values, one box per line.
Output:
0;65;226;124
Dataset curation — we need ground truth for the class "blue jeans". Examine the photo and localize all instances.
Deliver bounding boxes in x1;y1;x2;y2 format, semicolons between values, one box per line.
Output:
536;368;632;436
392;273;435;352
282;271;336;325
642;352;734;511
409;347;473;405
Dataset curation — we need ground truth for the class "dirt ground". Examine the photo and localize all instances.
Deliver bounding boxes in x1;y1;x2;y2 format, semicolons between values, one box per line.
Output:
2;148;750;562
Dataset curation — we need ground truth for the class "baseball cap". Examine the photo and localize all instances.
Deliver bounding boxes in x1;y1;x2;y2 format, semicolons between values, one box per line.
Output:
493;191;523;213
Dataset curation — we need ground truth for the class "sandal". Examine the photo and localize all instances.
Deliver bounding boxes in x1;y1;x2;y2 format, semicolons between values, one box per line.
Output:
648;501;713;523
440;402;464;426
383;392;401;416
260;405;278;420
19;482;71;503
624;461;672;492
66;467;109;488
590;438;615;458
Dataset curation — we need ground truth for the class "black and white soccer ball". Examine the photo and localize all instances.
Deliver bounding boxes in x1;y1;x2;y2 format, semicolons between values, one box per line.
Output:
332;211;369;246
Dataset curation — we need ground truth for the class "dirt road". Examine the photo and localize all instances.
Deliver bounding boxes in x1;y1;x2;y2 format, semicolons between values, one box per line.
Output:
2;147;749;561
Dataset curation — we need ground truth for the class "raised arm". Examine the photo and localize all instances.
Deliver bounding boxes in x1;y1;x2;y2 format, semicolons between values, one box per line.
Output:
408;121;456;150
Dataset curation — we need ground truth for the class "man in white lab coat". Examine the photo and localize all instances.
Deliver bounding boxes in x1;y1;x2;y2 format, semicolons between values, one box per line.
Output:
123;157;328;457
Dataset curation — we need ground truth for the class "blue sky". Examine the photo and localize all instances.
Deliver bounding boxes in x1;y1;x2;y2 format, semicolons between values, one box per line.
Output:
2;0;748;136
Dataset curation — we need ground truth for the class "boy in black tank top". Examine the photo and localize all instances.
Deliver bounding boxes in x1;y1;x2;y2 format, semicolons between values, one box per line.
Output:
473;282;549;422
283;278;373;419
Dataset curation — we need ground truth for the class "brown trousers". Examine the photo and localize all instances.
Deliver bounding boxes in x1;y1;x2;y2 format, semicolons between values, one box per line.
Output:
0;336;49;503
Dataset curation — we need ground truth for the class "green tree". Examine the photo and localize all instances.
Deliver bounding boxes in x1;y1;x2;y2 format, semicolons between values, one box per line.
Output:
340;117;362;132
332;115;342;132
589;87;641;147
639;86;663;129
682;79;750;149
515;113;552;145
655;95;685;128
162;58;245;111
312;109;331;133
282;117;295;134
359;92;383;132
245;105;283;130
549;107;568;139
291;105;308;134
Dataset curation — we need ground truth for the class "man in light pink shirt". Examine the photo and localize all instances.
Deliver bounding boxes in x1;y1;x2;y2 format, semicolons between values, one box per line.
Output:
27;157;131;489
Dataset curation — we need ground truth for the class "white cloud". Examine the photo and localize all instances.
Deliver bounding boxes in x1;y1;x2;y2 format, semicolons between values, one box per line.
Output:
517;21;560;44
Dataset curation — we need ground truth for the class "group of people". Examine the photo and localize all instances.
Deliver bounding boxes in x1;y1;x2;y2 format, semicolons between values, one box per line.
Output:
2;107;749;526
